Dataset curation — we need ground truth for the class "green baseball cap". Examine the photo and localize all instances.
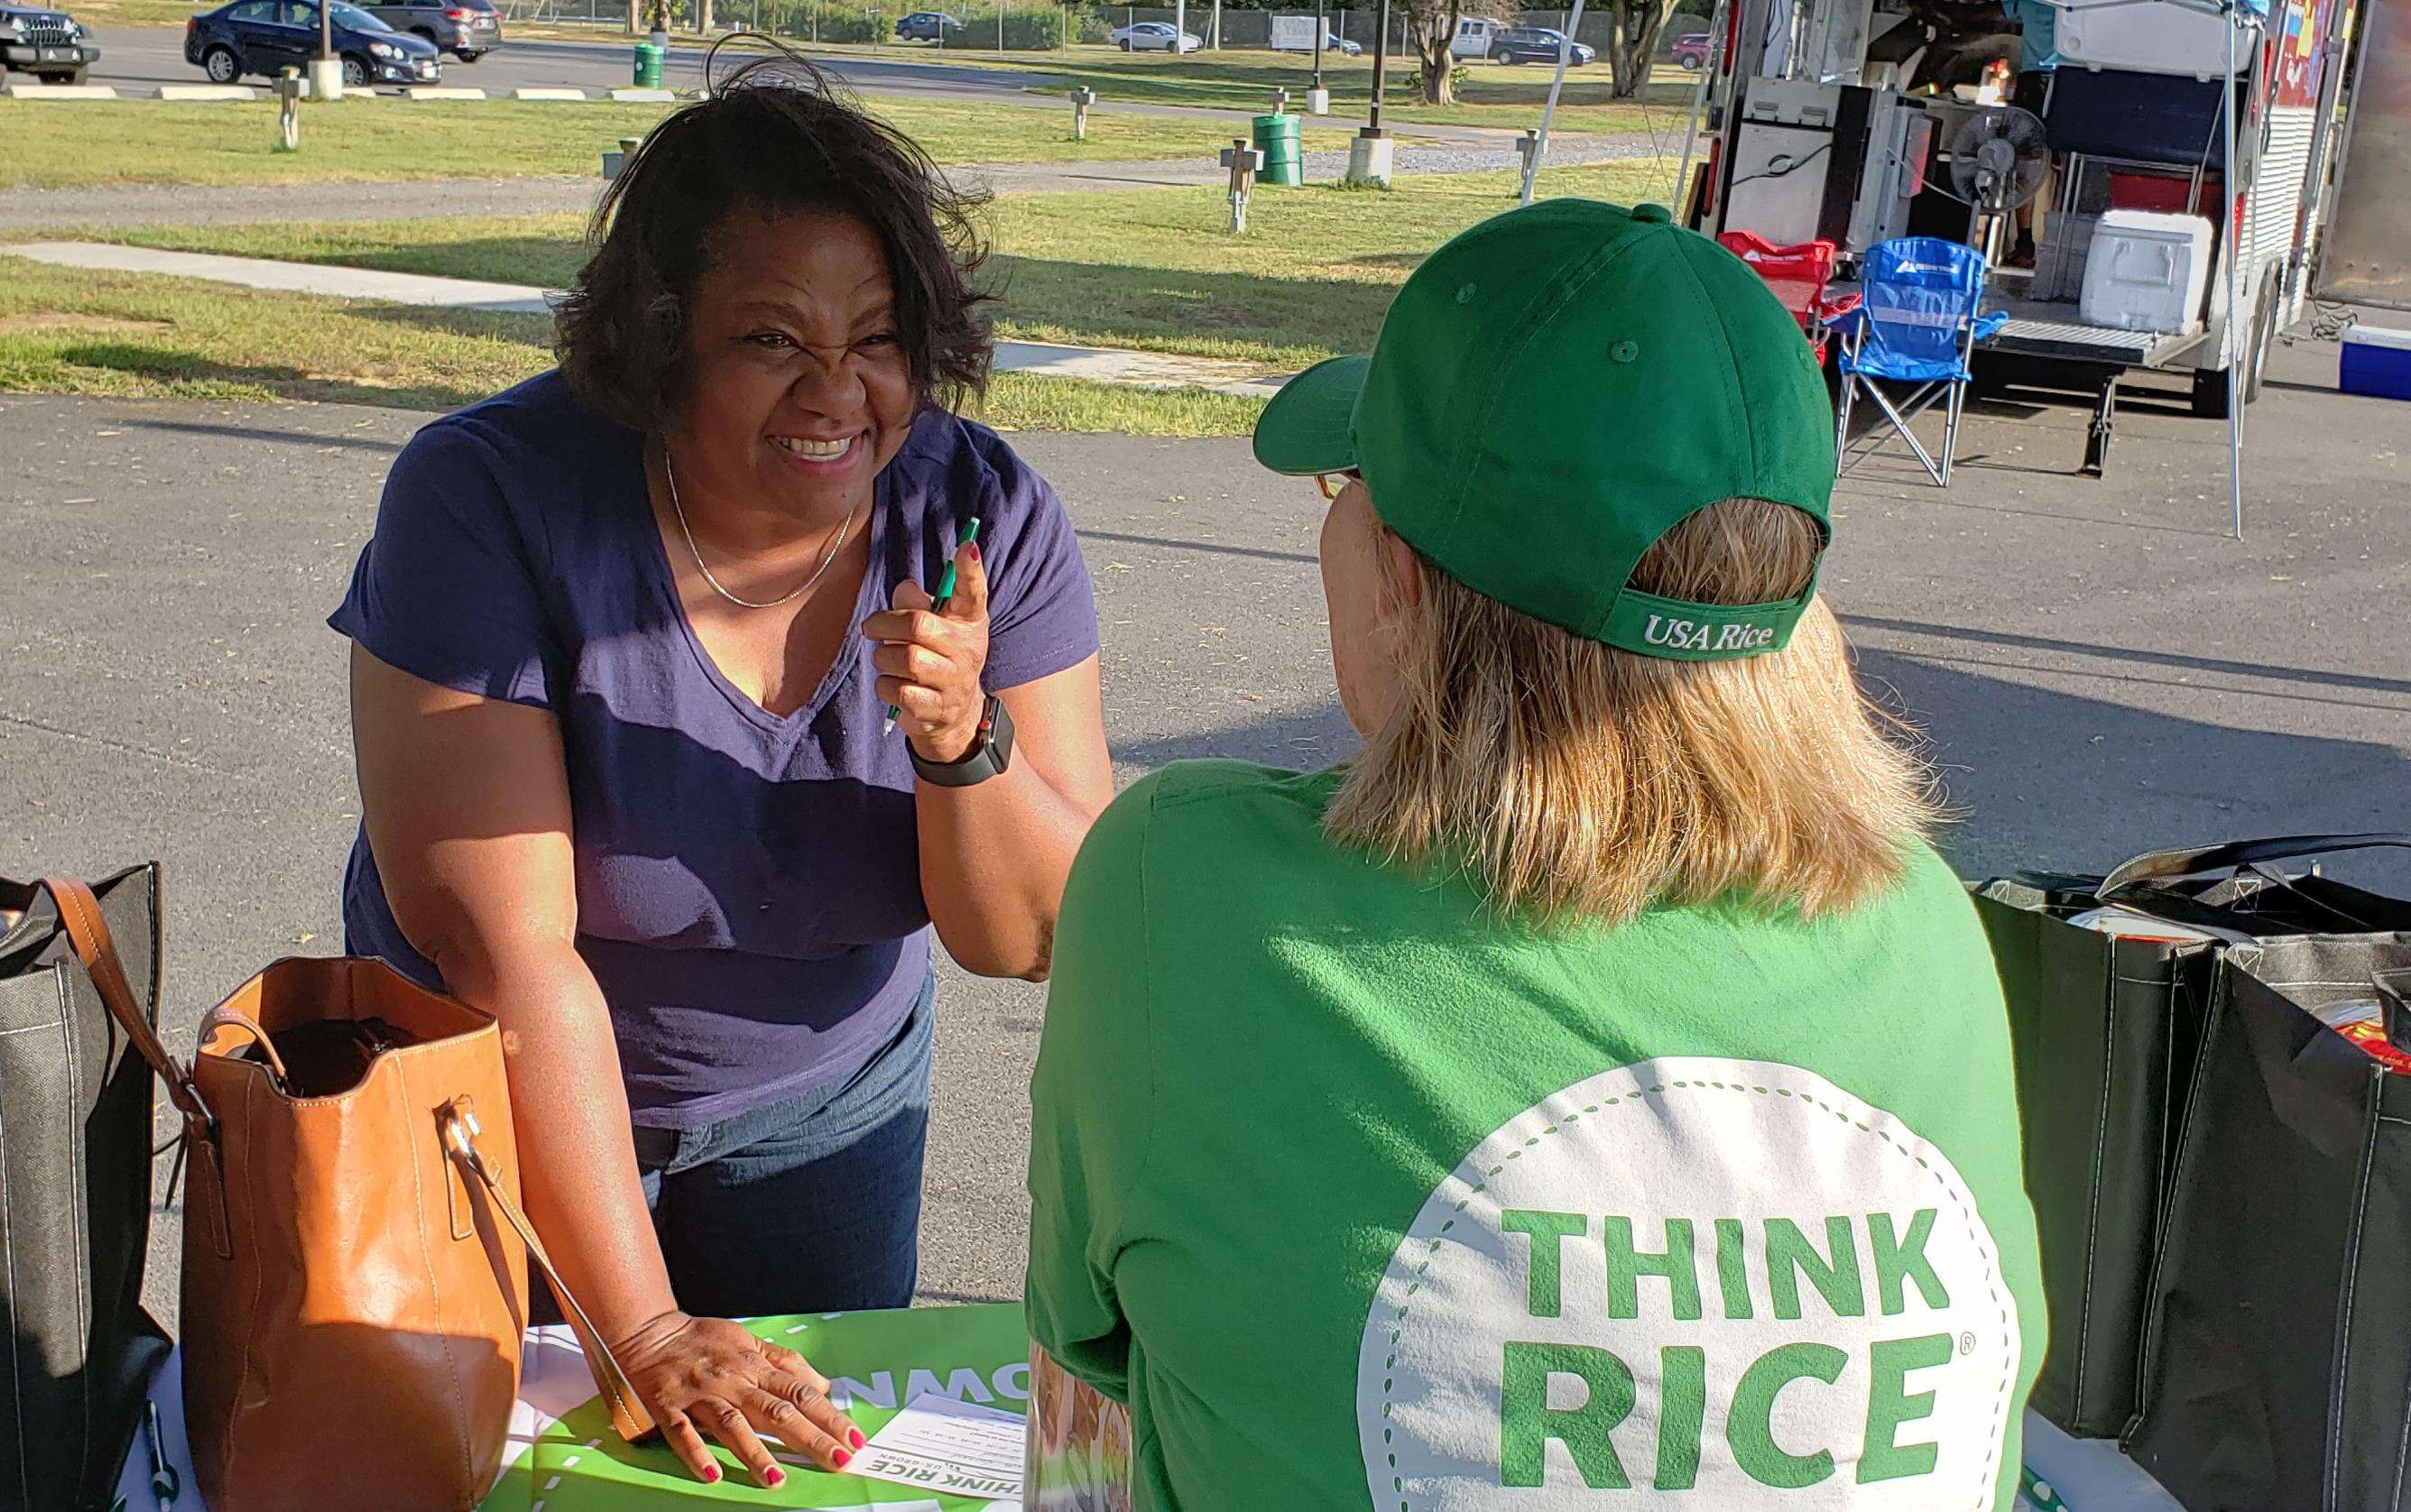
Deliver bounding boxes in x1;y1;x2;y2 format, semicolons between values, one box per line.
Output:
1254;198;1836;661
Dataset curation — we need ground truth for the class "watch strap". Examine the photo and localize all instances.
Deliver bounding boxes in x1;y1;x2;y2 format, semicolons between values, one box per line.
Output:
910;694;1013;787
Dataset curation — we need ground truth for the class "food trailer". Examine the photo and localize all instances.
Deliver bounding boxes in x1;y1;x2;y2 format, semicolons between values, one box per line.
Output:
1680;0;2381;480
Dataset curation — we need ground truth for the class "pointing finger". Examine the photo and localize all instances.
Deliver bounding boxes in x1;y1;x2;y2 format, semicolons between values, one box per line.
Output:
944;539;988;622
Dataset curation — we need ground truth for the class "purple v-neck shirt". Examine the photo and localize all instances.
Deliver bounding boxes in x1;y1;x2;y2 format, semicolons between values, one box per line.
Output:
331;371;1099;1129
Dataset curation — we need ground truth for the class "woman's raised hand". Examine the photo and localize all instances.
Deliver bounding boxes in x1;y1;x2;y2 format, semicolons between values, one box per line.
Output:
866;539;991;762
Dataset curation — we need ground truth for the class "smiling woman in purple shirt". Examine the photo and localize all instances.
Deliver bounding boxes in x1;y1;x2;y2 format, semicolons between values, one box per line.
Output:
330;55;1111;1491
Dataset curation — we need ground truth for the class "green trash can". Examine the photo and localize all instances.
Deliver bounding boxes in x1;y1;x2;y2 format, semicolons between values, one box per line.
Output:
633;41;665;88
1252;112;1304;187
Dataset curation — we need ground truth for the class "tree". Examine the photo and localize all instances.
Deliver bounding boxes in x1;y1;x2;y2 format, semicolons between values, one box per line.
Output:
1398;0;1511;105
1603;0;1682;97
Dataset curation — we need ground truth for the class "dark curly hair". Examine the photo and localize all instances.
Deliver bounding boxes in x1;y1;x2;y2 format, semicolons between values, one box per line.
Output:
555;43;993;432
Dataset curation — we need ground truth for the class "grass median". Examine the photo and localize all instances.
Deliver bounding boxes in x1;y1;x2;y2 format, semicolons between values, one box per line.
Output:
0;260;1264;432
1006;47;1702;132
89;157;1677;370
0;96;1348;191
3;157;1671;433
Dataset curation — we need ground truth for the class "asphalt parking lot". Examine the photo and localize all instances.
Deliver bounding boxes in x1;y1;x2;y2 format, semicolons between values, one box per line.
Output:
5;326;2406;1317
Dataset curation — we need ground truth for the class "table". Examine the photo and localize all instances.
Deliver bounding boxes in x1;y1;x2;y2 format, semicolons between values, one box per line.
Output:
114;1304;1030;1511
115;1303;2179;1511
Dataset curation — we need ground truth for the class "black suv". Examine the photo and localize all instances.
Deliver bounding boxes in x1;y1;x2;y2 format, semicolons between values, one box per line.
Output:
0;2;99;85
360;0;500;60
1490;26;1594;65
186;0;442;86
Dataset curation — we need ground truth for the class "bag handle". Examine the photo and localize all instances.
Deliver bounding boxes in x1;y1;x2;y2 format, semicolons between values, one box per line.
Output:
197;1004;293;1088
41;876;211;1127
2099;834;2411;901
438;1099;657;1445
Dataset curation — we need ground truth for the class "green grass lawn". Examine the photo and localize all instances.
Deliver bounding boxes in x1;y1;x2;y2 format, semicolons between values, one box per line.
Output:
0;96;1347;191
1002;46;1705;133
0;258;1263;432
91;157;1679;370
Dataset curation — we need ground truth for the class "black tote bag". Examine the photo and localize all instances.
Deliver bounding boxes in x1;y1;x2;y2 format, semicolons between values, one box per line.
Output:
2127;935;2411;1512
1972;834;2411;1439
0;866;173;1512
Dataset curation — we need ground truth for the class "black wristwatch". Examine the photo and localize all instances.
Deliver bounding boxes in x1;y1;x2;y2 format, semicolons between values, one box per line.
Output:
910;695;1015;788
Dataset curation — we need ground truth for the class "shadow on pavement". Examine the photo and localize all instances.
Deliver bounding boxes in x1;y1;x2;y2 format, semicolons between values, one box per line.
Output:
125;417;406;455
1109;645;2411;895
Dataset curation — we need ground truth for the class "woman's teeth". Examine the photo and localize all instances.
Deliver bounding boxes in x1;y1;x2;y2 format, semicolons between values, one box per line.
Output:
774;436;853;458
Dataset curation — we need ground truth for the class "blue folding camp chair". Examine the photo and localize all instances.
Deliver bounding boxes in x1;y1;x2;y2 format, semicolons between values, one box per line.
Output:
1826;237;2009;487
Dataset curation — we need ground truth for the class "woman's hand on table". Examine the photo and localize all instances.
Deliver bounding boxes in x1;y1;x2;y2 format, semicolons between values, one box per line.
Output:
613;1310;865;1488
865;539;990;764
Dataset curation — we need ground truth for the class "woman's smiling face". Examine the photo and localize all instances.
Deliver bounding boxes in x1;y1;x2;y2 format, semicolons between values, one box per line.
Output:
677;207;919;518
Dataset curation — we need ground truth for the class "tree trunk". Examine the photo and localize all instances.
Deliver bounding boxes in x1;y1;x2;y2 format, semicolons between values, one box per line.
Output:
1606;0;1668;97
1415;0;1460;103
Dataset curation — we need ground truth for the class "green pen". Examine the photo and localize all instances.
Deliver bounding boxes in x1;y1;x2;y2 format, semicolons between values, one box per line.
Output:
883;515;982;738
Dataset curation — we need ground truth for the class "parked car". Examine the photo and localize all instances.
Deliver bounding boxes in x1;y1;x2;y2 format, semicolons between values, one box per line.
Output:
1670;29;1711;68
360;0;499;59
0;2;99;86
893;10;961;40
186;0;442;87
1489;25;1593;64
1111;20;1199;51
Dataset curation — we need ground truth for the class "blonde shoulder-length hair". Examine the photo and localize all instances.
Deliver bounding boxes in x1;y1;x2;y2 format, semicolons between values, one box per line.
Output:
1324;496;1940;927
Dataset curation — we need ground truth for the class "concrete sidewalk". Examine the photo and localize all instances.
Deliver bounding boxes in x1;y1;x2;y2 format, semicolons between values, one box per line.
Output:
4;240;1291;395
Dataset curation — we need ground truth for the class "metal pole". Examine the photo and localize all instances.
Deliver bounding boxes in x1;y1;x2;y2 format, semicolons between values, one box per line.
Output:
1175;0;1185;56
1673;0;1725;215
1313;0;1324;88
1368;0;1388;131
1520;0;1584;204
2224;1;2243;539
319;0;332;59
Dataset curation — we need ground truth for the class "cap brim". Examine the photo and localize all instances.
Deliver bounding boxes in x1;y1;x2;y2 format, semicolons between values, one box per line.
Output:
1252;355;1370;476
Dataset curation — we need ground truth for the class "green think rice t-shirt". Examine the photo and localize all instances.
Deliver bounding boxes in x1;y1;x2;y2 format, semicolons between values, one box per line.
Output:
1027;761;2044;1512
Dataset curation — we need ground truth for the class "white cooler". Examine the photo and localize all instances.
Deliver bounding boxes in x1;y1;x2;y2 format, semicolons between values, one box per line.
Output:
2080;210;2214;335
2056;0;2245;78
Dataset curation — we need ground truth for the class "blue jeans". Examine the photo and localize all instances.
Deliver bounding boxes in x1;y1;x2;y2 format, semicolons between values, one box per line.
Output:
614;973;936;1319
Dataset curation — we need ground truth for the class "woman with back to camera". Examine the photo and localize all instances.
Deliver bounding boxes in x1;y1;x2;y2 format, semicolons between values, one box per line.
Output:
1027;199;2045;1510
334;52;1113;1489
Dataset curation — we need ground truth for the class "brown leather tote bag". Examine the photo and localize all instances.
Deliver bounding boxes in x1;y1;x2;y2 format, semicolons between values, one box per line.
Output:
41;917;657;1512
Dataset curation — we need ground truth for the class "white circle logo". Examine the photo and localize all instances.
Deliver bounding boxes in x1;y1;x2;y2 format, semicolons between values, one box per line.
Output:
1357;1057;2019;1510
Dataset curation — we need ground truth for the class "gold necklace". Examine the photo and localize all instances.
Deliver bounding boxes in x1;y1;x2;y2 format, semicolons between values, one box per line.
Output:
663;448;855;611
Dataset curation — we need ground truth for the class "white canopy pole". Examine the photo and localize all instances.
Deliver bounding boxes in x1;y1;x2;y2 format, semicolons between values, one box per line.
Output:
1674;0;1728;215
1521;0;1588;206
2224;0;2244;539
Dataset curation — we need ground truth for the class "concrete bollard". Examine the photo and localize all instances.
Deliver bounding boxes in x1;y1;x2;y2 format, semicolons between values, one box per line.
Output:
1344;128;1393;188
1071;85;1095;141
1307;86;1329;115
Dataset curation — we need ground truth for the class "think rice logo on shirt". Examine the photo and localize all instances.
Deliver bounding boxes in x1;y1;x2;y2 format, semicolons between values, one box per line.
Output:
1356;1057;2020;1510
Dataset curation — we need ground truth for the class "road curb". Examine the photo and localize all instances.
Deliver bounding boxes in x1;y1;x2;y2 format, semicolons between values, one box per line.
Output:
5;83;119;98
512;87;588;99
607;86;675;101
403;85;487;99
153;84;259;100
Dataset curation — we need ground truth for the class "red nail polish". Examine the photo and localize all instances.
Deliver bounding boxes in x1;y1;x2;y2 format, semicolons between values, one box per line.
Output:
832;1448;854;1471
965;543;980;563
766;1468;787;1489
847;1428;866;1451
701;1465;721;1484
